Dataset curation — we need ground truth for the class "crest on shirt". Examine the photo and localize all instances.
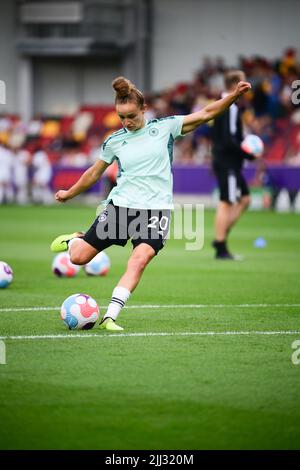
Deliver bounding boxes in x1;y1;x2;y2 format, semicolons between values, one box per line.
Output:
99;210;108;222
149;128;159;137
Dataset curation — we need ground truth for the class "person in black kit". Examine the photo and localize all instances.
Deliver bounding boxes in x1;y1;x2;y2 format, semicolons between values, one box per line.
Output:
212;70;256;259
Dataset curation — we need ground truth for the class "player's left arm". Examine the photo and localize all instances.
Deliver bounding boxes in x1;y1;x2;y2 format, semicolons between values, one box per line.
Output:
181;81;251;134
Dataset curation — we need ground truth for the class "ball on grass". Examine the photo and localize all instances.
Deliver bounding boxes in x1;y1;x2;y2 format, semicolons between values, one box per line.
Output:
60;293;100;330
0;261;13;288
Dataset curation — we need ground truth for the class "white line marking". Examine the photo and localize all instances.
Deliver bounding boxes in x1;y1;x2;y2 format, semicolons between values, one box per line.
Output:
0;304;300;313
0;331;300;341
0;307;59;312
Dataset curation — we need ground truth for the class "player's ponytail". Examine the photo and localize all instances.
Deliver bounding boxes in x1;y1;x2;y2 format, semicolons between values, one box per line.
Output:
112;76;145;108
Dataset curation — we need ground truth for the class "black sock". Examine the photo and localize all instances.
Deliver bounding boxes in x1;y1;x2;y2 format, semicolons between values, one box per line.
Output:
213;240;228;255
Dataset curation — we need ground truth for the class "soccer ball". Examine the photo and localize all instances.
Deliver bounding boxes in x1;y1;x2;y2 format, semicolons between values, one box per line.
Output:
241;134;264;157
84;251;110;276
0;261;13;288
60;293;100;330
52;253;80;278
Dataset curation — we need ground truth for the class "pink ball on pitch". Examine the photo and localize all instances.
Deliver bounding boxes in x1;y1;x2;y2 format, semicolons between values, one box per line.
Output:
52;253;80;278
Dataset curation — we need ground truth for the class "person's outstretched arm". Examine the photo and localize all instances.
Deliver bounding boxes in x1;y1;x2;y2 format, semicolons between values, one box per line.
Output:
181;81;251;134
55;159;109;202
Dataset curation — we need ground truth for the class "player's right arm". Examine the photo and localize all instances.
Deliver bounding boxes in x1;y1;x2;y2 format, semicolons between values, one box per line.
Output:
55;159;109;202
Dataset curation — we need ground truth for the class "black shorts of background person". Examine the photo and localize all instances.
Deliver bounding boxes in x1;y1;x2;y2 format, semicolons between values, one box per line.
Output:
213;165;250;204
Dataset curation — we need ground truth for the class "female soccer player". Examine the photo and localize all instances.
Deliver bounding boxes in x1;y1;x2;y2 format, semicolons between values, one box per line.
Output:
51;76;251;331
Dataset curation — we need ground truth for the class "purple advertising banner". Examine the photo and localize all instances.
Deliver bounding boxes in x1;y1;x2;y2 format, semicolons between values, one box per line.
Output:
172;166;300;193
52;165;300;195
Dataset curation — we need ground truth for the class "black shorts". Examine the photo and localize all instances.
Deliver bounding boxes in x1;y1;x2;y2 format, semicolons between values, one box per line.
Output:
214;167;249;204
83;203;171;255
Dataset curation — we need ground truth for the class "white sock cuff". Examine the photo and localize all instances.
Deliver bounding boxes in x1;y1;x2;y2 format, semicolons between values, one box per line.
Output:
112;286;131;302
103;286;131;322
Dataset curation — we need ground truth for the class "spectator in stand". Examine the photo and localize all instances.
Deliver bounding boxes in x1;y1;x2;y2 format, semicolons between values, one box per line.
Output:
31;148;53;204
193;130;212;165
173;134;194;165
12;145;30;204
0;143;14;204
102;160;118;197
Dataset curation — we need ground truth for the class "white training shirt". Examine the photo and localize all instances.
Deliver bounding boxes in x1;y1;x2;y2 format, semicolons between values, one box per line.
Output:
99;116;184;209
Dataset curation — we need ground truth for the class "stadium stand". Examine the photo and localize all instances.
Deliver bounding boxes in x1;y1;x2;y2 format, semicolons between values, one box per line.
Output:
0;49;299;205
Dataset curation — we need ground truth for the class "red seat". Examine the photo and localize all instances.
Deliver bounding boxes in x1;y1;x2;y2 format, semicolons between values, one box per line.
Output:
266;137;286;162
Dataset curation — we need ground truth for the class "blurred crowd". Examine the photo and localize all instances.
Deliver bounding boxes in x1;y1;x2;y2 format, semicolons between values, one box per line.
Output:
147;47;300;166
0;48;300;204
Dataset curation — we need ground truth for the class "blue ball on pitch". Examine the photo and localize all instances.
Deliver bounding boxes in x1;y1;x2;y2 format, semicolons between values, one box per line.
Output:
84;251;110;276
241;134;264;157
254;237;267;248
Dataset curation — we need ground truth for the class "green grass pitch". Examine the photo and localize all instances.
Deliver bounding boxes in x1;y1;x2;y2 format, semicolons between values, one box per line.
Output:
0;204;300;450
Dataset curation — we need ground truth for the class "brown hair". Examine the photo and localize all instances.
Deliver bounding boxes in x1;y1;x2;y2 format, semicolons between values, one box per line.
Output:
112;76;145;108
224;70;246;90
